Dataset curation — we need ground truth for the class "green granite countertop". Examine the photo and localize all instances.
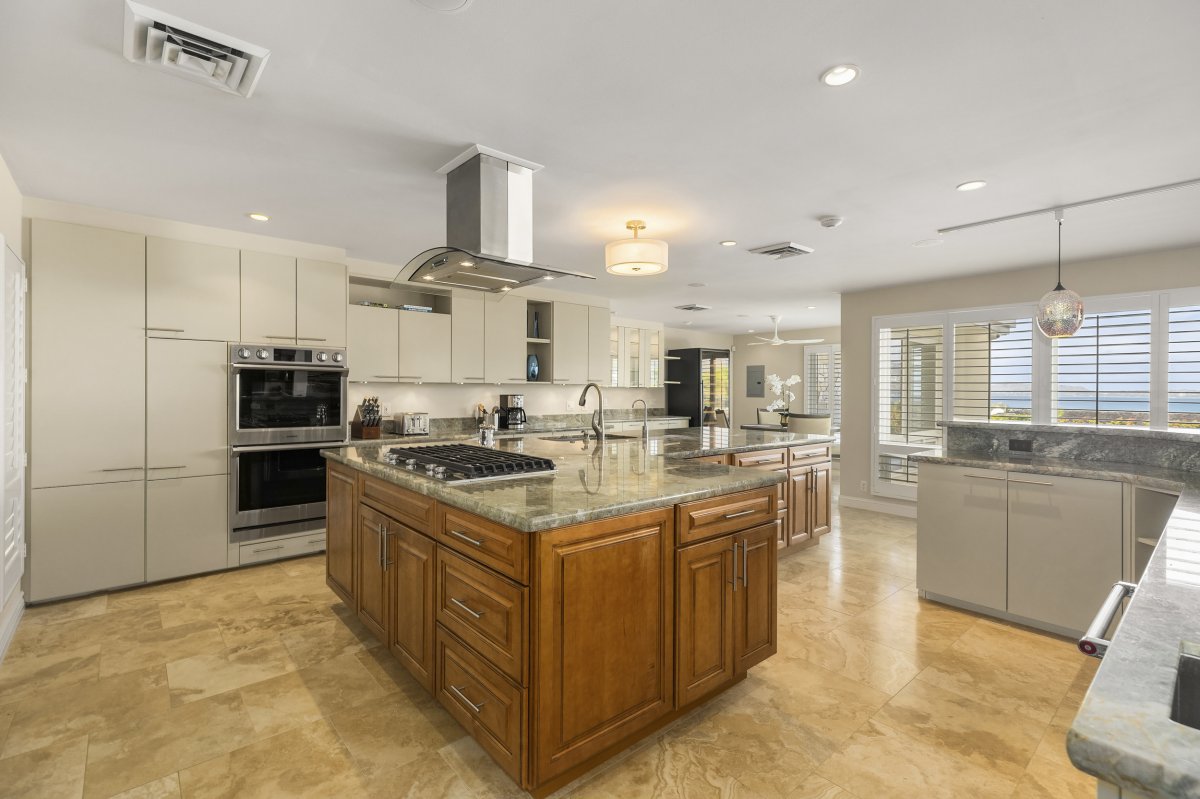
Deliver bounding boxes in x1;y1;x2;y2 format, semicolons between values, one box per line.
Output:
321;429;818;532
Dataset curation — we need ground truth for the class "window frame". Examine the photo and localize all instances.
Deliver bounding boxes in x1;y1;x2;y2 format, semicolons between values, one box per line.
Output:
802;343;842;429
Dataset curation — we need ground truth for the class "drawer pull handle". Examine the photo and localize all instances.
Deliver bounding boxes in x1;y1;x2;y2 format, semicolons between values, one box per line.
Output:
448;529;485;547
297;337;327;342
1009;478;1054;486
450;597;484;619
252;544;285;554
148;465;187;470
264;335;296;340
723;509;755;519
964;473;1005;481
101;466;144;472
1078;581;1137;658
449;685;485;713
145;327;185;333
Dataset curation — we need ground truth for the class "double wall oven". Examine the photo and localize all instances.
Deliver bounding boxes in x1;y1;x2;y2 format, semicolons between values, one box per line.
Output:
229;345;348;544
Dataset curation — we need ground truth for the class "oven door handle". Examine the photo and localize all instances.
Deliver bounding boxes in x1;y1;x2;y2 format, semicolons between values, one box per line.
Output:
230;363;348;372
231;442;344;453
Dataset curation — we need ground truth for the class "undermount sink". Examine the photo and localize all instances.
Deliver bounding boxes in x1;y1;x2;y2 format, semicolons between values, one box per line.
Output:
539;433;639;443
1172;641;1200;731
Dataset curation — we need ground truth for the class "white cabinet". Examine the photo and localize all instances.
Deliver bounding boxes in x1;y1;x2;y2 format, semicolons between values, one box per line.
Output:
485;296;527;384
348;305;399;382
587;306;610;385
31;220;146;488
147;475;228;582
917;464;1008;612
1007;473;1123;632
550;302;589;384
397;312;451;383
146;237;240;342
241;250;297;344
30;481;145;601
2;238;27;614
452;293;486;383
297;259;347;347
147;339;227;478
609;320;664;388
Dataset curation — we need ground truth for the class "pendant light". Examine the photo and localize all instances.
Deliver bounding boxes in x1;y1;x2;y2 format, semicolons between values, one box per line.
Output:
1036;209;1084;338
605;220;668;276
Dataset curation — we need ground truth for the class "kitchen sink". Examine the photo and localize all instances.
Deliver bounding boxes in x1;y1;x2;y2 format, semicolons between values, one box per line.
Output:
1172;641;1200;731
538;433;639;443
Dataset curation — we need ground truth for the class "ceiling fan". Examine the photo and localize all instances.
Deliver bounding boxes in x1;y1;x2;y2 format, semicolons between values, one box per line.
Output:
746;315;824;346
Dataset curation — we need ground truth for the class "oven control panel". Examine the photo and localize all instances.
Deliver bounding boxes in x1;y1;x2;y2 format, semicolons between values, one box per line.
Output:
230;343;348;368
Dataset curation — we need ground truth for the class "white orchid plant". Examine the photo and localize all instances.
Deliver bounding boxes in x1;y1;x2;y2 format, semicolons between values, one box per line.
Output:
764;373;801;412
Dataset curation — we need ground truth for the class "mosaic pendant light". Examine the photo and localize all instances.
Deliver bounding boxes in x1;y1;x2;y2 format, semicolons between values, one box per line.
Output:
1036;209;1084;338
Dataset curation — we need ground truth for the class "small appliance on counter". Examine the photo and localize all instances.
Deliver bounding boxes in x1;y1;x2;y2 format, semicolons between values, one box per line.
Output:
395;411;430;436
498;394;527;430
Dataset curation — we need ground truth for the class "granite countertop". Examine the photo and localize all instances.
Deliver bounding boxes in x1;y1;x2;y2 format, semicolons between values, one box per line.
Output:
910;451;1200;798
351;417;695;444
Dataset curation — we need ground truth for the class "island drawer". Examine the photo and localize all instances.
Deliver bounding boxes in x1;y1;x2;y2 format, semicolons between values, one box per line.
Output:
788;445;831;467
437;507;530;584
436;628;524;783
731;449;788;469
676;487;776;545
688;453;730;465
436;547;527;684
360;476;436;533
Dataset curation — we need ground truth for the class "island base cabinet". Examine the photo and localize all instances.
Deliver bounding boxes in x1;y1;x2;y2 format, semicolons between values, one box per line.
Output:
325;464;356;607
390;523;436;693
734;522;778;672
356;506;390;641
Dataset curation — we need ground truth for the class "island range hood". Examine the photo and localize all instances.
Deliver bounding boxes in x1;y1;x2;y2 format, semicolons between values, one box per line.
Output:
394;146;596;293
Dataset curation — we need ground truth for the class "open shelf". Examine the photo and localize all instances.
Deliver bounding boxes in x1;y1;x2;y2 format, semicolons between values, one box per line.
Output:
526;337;551;344
348;275;452;315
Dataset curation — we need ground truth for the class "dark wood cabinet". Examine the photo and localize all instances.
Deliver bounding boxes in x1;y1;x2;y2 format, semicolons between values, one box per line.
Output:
325;464;356;606
787;467;813;546
734;522;778;672
676;535;735;706
811;461;832;537
390;522;436;692
356;505;390;641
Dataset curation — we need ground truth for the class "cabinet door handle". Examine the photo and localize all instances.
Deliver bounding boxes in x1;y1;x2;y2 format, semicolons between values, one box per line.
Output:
101;466;144;472
1009;478;1054;486
297;337;327;342
509;377;528;382
742;540;748;587
450;597;484;619
449;685;485;713
723;509;754;520
461;376;485;380
448;529;485;547
381;522;391;569
964;473;1005;481
251;544;285;554
148;465;187;470
731;540;738;592
373;375;400;379
145;327;185;333
264;335;296;340
396;375;423;380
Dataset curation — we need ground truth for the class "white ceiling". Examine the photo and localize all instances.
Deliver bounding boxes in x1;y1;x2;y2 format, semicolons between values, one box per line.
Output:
2;0;1200;333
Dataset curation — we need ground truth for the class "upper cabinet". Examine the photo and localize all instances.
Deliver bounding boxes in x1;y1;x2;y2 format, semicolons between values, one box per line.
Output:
242;254;348;347
297;259;347;347
610;318;664;388
348;304;400;383
451;293;486;384
146;237;240;342
587;306;610;385
398;312;451;384
548;302;589;384
485;296;528;384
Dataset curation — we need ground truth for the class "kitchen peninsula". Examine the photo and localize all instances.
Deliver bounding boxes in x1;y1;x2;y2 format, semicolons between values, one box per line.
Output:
320;429;831;795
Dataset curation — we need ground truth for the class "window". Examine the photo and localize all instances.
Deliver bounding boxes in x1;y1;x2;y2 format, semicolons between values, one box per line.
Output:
1052;308;1152;427
804;344;841;429
875;322;943;496
952;318;1033;423
1168;303;1200;429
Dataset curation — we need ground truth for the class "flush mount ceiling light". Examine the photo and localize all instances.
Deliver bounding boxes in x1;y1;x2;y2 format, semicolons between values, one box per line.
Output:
246;212;269;222
605;220;668;276
956;180;987;192
719;240;737;247
1036;209;1084;338
819;64;859;86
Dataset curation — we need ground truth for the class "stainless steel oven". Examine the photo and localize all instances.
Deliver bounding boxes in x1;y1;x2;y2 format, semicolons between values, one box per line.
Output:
229;344;348;446
230;443;330;543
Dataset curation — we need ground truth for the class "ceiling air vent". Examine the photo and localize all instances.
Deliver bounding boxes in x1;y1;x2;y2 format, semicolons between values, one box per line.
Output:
675;304;712;312
122;1;270;98
748;242;814;259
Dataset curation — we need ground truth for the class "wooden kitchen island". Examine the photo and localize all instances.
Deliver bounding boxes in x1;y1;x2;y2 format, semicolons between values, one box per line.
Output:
321;435;786;796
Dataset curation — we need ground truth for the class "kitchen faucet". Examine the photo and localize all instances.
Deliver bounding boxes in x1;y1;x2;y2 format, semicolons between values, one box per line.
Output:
578;383;606;441
632;398;648;438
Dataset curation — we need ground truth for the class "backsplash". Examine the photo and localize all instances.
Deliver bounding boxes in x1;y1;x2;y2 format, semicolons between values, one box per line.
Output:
944;421;1200;471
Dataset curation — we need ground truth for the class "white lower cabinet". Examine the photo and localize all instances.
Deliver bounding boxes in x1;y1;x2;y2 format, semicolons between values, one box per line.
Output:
147;475;228;582
30;481;145;601
239;532;325;565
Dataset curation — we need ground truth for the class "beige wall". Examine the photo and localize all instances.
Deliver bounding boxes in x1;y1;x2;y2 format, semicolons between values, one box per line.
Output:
731;326;840;428
663;327;733;351
0;153;22;256
840;244;1200;511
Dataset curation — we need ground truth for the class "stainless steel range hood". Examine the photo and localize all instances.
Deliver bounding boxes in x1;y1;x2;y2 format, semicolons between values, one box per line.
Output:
395;146;596;293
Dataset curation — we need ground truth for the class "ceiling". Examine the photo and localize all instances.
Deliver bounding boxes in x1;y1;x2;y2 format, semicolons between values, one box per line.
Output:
2;0;1199;333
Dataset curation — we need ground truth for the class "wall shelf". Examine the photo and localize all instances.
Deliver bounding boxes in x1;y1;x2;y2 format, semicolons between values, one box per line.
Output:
526;337;551;344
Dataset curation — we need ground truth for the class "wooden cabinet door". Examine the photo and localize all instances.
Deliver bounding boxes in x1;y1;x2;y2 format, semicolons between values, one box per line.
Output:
587;306;610;385
811;462;832;537
532;509;674;784
390;523;435;692
676;535;735;707
1006;473;1122;633
325;464;356;606
30;220;146;489
146;237;240;342
916;463;1008;612
296;259;347;347
348;305;399;383
241;251;297;344
451;292;486;384
146;474;228;582
484;296;527;384
787;467;812;547
550;302;589;384
734;522;778;673
147;339;227;478
397;311;451;383
356;505;390;641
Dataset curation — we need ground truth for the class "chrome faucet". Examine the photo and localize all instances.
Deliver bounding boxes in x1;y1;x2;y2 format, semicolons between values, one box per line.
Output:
579;383;606;440
632;398;649;438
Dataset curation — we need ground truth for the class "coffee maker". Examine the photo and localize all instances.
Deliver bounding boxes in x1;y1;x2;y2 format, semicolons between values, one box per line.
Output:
498;394;527;430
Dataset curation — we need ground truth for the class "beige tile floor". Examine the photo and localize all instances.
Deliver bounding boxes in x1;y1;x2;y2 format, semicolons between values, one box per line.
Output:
0;477;1100;799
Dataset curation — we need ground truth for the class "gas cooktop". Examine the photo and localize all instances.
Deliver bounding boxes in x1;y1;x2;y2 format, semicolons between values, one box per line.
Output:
382;444;556;483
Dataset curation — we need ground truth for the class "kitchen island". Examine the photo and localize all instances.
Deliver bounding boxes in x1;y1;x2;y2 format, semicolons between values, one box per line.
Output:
320;430;819;796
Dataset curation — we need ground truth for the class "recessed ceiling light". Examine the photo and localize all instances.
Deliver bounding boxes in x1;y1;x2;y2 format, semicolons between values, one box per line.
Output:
956;180;987;192
913;238;945;248
246;213;269;222
500;286;511;291
806;306;816;310
542;275;554;280
459;260;475;267
422;275;435;280
719;240;737;247
819;64;859;87
747;329;755;333
688;282;706;288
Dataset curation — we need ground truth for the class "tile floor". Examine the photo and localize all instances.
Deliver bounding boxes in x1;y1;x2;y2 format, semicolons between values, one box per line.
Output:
0;479;1100;799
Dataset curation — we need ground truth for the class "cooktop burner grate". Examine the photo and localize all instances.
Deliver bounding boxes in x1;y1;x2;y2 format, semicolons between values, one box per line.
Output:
386;444;555;480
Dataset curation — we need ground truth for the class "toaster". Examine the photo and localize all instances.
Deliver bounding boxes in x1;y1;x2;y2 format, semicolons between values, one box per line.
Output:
395;412;430;436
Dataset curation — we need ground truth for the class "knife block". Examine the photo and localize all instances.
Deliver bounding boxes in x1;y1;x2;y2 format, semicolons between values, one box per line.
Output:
351;421;380;439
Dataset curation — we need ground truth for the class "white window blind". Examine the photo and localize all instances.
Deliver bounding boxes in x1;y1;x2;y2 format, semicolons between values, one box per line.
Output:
1052;309;1152;427
877;324;943;492
952;318;1033;423
804;345;841;429
1168;304;1200;430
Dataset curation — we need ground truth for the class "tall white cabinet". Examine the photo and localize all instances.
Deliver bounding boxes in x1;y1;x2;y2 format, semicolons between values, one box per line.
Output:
1;236;27;652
